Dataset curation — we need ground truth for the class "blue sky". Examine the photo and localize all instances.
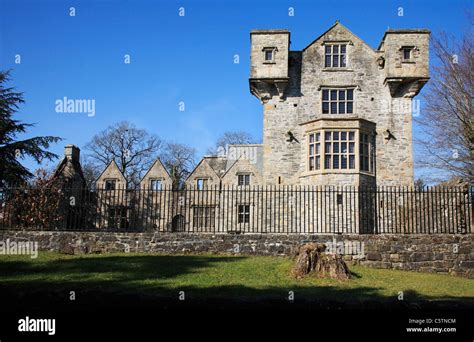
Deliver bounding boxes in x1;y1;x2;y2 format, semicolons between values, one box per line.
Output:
0;0;471;179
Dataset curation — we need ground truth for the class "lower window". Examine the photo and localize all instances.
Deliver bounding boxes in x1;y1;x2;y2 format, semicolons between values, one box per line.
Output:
193;206;215;228
237;205;250;224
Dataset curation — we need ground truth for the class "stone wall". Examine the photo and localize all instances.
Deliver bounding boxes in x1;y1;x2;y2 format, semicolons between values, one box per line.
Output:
0;230;471;278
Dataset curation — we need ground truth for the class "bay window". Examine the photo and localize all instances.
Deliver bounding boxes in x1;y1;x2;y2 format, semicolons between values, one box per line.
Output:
308;130;373;173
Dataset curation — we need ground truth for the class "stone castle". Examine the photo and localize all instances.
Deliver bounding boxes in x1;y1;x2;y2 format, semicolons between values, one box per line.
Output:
58;22;429;191
249;21;429;187
49;22;431;232
183;21;430;189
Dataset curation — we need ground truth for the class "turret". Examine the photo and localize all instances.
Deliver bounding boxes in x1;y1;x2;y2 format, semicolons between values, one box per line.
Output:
249;29;290;103
378;29;430;97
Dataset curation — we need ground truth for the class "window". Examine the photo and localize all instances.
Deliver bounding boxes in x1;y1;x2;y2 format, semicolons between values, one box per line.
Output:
265;50;273;61
360;133;373;172
193;206;215;229
308;132;321;171
322;89;354;114
104;179;116;190
402;47;412;60
238;174;250;186
108;207;127;228
238;205;250;224
149;179;162;191
308;130;373;172
196;178;208;190
324;131;356;170
324;44;347;67
263;47;276;62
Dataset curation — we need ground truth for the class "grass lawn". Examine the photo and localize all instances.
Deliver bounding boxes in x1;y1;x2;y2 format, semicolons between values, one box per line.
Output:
0;252;472;307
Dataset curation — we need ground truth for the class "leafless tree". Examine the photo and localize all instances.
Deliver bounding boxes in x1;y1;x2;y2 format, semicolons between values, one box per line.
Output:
206;131;259;155
415;18;473;183
160;142;196;189
84;121;162;187
81;158;100;188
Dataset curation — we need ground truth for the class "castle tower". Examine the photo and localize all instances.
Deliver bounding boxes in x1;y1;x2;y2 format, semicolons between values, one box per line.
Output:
249;23;430;187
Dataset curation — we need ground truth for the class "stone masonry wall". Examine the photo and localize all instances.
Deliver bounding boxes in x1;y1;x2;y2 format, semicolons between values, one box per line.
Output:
0;230;471;278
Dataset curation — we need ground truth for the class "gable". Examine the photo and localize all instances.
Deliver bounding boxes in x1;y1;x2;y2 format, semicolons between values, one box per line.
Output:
140;159;171;187
96;160;127;185
303;22;376;56
185;158;221;185
221;158;262;185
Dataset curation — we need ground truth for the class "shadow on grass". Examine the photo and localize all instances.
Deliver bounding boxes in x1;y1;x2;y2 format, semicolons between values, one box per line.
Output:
0;254;472;312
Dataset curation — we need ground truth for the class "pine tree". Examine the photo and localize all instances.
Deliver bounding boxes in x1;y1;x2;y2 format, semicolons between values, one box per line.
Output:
0;70;62;185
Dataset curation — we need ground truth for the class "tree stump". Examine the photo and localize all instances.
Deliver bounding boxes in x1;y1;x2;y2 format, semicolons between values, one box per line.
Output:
292;243;350;280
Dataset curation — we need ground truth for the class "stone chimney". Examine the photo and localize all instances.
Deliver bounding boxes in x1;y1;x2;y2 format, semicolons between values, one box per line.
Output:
64;145;80;163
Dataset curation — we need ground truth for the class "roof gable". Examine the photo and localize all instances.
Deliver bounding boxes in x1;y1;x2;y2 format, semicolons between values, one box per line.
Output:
221;156;262;181
140;159;171;183
96;160;127;184
303;21;376;54
185;158;221;182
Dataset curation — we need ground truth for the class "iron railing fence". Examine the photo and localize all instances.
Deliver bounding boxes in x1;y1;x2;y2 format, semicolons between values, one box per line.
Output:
0;185;472;234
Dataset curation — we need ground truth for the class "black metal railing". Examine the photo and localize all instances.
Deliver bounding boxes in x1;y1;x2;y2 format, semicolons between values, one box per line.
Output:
0;185;472;234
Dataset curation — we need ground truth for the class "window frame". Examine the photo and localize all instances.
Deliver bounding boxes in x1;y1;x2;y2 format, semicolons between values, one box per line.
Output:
262;47;277;63
193;205;216;229
237;174;250;186
104;179;117;191
149;178;163;191
196;178;209;190
306;129;374;175
402;48;411;60
237;204;250;224
324;43;348;68
321;88;355;114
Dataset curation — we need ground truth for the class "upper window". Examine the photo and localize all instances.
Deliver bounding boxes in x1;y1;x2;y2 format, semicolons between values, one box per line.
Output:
149;179;162;191
196;178;208;190
263;47;276;62
322;88;354;114
104;179;117;190
324;44;347;68
402;47;412;60
238;174;250;186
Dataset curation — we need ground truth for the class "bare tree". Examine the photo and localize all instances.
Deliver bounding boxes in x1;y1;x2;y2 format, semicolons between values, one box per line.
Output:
206;131;259;155
84;121;162;187
415;19;473;183
81;158;100;188
160;142;196;189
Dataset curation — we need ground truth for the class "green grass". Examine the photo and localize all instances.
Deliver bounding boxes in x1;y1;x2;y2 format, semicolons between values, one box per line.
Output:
0;252;472;303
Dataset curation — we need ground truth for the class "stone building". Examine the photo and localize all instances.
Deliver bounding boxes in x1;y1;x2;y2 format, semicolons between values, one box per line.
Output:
249;21;429;187
138;159;172;229
95;160;129;229
183;145;264;232
51;145;86;188
46;23;433;233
